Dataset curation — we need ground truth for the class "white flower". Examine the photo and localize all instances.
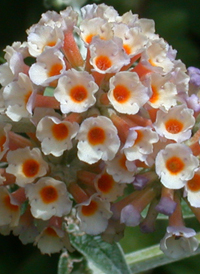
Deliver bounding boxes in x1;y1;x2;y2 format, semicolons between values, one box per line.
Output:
3;73;36;121
0;186;20;226
106;152;136;183
76;194;112;235
145;72;178;111
29;48;66;86
36;116;79;156
0;123;11;160
154;105;195;142
108;71;149;114
54;69;98;113
77;116;120;164
35;226;67;255
27;25;64;57
185;168;200;207
81;3;118;22
79;17;113;44
160;226;199;259
140;38;174;74
122;126;159;163
0;42;29;86
94;171;126;201
112;22;148;56
155;143;199;189
6;147;48;187
89;36;130;74
25;177;72;220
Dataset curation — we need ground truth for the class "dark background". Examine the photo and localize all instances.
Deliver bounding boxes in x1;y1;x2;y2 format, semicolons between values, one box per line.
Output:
1;0;200;273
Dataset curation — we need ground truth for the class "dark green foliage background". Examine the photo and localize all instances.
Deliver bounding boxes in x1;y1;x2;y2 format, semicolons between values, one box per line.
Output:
1;0;200;273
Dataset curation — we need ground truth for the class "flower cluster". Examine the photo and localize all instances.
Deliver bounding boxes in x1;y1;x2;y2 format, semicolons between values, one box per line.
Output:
0;3;200;258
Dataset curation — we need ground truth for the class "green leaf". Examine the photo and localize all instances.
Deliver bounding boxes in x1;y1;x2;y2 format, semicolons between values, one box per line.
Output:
69;234;131;274
58;251;71;274
43;86;55;97
0;56;6;64
58;251;93;274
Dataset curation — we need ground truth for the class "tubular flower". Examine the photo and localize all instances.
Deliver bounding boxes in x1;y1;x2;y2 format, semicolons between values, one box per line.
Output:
77;116;120;164
36;116;79;156
79;17;113;45
0;2;200;258
185;168;200;207
0;123;11;160
35;225;71;255
154;105;195;142
89;36;130;74
6;147;49;186
122;126;159;164
94;170;126;202
0;186;20;226
25;177;72;220
3;73;36;121
29;48;66;86
155;143;199;189
160;226;199;259
27;25;64;57
76;194;112;235
105;151;136;183
145;72;178;111
108;71;149;114
54;68;99;113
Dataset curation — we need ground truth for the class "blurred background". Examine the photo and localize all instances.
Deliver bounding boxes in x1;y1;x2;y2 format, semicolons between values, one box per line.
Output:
1;0;200;273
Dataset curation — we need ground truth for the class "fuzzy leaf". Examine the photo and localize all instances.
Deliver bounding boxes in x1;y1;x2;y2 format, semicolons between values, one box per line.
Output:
69;234;131;274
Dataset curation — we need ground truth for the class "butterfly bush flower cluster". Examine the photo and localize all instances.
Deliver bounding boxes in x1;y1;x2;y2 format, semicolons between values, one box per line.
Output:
1;3;200;258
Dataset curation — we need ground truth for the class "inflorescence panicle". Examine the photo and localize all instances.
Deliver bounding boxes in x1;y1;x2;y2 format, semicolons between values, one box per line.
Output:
0;3;200;258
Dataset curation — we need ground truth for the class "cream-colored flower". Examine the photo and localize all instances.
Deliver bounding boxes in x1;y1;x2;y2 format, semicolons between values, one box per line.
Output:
77;116;120;164
6;147;48;186
25;177;72;220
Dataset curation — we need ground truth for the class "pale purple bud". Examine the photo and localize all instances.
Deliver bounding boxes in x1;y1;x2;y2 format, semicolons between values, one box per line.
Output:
155;197;177;216
188;66;200;86
133;174;149;190
120;204;142;227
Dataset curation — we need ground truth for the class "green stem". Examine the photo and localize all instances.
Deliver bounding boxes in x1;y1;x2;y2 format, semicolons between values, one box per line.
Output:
125;232;200;274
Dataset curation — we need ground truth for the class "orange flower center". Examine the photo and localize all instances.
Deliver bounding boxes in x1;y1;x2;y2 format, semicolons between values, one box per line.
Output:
165;119;184;134
187;173;200;192
149;58;156;67
113;85;130;103
52;123;69;141
95;55;112;71
0;135;6;151
97;173;114;193
48;63;63;77
22;159;40;177
46;41;56;47
4;195;19;212
149;85;159;103
119;154;128;170
166;156;185;174
123;44;131;55
45;227;58;237
24;90;32;104
40;185;58;204
134;130;143;145
85;34;94;44
81;200;98;216
88;127;106;145
70;85;88;103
